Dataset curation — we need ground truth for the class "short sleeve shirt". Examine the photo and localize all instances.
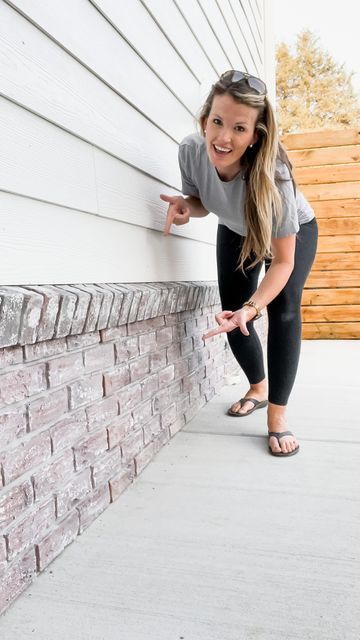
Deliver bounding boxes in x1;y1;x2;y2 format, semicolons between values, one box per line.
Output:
178;133;315;238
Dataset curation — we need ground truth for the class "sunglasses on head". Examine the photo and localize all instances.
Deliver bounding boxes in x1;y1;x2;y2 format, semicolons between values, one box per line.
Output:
220;70;267;95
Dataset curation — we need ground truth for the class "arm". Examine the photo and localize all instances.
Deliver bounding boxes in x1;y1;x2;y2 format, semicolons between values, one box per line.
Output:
185;195;209;218
203;234;296;339
245;234;296;312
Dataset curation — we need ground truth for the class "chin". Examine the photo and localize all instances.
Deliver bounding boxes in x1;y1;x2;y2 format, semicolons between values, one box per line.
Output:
208;145;228;167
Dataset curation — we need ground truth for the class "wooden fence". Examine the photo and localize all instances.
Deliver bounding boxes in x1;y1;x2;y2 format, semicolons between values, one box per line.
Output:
282;128;360;339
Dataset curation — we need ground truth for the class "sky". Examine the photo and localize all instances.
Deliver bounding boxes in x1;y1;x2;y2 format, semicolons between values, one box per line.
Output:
272;0;360;97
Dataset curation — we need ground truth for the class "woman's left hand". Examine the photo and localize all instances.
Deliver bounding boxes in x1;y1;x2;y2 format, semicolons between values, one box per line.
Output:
202;307;257;340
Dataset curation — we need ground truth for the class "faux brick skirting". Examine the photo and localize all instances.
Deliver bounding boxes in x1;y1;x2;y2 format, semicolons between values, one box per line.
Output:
0;281;267;614
0;282;250;611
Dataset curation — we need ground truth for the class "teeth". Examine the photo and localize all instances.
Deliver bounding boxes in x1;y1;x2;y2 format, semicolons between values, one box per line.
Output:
214;145;231;153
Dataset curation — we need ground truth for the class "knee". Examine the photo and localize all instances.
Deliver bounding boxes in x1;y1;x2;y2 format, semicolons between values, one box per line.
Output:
267;299;301;325
273;309;300;325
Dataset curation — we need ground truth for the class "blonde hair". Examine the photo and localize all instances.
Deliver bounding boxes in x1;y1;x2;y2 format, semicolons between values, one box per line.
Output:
199;78;296;271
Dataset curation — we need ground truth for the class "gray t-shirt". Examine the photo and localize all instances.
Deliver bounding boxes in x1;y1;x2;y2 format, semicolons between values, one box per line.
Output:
178;133;315;238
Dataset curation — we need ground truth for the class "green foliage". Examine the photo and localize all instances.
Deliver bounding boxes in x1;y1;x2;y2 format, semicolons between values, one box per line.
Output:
276;30;360;134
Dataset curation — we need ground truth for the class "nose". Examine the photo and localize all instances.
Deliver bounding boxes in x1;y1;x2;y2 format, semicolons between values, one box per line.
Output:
217;128;232;145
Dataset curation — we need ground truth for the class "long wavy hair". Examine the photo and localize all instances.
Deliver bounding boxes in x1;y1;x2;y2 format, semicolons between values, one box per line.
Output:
199;77;296;271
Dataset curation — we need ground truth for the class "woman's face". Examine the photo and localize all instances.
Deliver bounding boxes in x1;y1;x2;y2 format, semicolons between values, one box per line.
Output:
203;93;259;181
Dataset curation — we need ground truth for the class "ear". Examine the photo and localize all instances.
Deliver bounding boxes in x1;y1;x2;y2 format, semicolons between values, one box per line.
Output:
202;117;208;135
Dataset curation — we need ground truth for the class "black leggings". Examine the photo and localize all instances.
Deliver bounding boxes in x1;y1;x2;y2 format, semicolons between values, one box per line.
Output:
216;218;318;405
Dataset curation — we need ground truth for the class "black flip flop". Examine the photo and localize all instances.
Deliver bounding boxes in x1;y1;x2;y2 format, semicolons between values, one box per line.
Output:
268;430;300;457
227;397;268;417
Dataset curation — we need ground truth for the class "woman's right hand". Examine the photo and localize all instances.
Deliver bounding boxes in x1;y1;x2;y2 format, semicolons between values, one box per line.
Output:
160;194;191;235
202;307;257;340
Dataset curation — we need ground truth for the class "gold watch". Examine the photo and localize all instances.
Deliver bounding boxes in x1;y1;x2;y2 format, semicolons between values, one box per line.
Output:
242;299;262;320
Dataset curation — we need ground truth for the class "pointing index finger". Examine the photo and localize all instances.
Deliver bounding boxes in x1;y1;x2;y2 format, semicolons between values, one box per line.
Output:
202;326;226;340
160;194;176;204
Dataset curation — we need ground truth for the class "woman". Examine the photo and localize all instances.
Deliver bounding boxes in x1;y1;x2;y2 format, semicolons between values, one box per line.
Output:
160;70;318;458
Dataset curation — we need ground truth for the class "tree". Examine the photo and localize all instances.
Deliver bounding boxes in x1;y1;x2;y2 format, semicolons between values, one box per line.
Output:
276;30;360;134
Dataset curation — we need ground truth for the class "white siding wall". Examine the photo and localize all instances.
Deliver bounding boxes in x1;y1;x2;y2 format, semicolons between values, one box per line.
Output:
0;0;268;285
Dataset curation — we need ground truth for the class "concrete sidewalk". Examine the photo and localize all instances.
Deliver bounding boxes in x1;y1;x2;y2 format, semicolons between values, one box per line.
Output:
1;341;360;640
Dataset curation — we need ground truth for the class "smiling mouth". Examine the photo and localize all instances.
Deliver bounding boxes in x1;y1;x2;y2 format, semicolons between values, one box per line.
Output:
213;144;232;156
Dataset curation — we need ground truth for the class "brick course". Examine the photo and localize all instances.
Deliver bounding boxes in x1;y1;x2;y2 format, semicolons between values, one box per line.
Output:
0;281;262;615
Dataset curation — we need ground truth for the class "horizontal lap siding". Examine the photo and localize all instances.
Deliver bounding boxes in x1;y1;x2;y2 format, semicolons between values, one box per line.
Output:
228;0;263;73
0;193;218;283
142;0;217;81
1;0;265;284
283;128;360;339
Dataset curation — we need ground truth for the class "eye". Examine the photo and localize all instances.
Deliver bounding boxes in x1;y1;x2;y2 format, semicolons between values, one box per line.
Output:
235;125;245;132
212;118;222;125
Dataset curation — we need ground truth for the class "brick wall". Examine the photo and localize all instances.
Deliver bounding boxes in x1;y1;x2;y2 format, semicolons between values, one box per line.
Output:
0;281;267;614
